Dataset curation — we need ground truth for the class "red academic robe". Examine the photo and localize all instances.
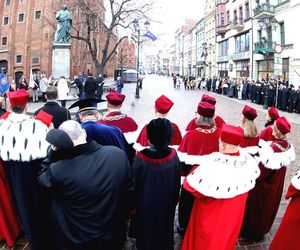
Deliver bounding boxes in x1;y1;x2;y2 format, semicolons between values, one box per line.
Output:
135;122;182;147
99;111;138;133
240;136;259;148
259;126;274;141
181;152;255;250
241;139;289;240
178;125;221;156
185;115;225;131
270;184;300;250
0;160;21;247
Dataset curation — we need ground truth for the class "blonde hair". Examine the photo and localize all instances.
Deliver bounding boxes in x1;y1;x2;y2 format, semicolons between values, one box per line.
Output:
273;123;287;140
242;116;258;138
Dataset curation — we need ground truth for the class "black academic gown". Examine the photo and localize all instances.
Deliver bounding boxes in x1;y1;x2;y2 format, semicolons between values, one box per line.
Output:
38;141;132;250
281;89;288;111
131;147;181;250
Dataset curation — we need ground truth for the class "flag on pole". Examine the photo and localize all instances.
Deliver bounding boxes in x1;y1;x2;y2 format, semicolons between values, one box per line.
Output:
143;31;157;41
29;68;35;88
0;72;9;95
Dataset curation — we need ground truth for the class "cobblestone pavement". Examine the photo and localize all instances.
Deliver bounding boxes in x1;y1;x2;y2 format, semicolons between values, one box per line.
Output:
1;75;299;249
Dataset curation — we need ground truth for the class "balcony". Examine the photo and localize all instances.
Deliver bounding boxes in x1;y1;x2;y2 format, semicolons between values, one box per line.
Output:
216;25;227;36
230;18;244;30
254;41;275;56
253;3;275;19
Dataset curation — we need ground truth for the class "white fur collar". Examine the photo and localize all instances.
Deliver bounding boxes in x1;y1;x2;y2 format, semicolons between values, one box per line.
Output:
186;152;260;199
291;168;300;191
258;139;296;170
0;116;49;162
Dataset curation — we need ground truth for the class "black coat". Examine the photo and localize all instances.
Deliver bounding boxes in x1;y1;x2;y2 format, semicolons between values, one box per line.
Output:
38;141;132;249
84;76;97;97
34;101;71;128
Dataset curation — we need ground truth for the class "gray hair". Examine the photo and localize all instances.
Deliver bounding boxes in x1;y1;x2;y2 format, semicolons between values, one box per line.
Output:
79;109;98;117
196;115;215;126
59;120;85;140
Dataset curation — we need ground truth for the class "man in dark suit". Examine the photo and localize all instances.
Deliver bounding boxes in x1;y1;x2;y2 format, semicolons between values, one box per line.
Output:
84;73;97;98
34;86;71;128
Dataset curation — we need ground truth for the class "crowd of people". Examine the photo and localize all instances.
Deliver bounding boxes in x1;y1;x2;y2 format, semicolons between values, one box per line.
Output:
0;77;299;250
173;75;300;114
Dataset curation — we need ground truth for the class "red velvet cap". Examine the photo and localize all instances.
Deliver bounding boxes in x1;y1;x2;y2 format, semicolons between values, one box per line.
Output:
197;101;215;118
155;95;174;114
242;105;257;121
201;94;216;105
275;116;291;135
268;106;279;120
220;124;244;145
8;89;29;107
35;110;53;127
106;91;125;106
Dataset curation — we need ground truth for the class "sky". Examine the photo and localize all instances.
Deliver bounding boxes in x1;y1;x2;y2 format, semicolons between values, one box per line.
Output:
146;0;206;52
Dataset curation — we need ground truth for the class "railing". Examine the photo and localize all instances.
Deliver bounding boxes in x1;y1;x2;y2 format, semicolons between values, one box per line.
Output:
254;41;275;55
216;25;227;35
253;3;275;17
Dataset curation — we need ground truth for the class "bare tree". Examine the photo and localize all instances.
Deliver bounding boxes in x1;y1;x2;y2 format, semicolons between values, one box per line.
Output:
69;0;153;75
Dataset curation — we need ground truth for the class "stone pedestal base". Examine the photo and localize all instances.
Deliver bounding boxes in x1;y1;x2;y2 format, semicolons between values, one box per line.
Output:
52;43;71;79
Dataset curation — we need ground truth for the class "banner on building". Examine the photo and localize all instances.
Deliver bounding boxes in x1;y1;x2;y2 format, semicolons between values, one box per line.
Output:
0;72;9;95
143;31;157;41
274;56;283;76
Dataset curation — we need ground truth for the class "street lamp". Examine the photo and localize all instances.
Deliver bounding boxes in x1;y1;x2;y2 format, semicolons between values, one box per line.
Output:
132;19;150;98
202;42;213;78
257;17;279;109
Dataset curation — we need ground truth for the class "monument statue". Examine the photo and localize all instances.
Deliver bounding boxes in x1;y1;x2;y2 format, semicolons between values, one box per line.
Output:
54;5;72;43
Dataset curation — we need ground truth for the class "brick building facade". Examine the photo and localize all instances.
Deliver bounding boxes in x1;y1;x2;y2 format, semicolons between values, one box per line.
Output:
0;0;117;84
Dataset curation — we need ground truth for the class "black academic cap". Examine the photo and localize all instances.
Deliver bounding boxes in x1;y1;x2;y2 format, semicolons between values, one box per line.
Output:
46;129;74;152
68;97;106;111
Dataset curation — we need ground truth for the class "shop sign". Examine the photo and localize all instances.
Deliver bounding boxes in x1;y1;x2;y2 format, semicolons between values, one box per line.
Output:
274;56;283;76
230;51;250;61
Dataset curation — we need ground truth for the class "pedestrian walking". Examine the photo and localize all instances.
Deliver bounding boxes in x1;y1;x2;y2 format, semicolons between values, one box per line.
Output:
71;75;84;99
173;75;177;88
84;73;97;98
40;73;49;102
116;76;124;93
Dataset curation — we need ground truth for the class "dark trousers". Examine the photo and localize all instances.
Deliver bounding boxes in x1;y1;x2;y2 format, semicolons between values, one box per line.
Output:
60;100;66;108
178;188;194;234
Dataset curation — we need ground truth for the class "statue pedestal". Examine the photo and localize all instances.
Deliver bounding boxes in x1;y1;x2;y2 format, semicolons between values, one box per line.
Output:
52;43;71;79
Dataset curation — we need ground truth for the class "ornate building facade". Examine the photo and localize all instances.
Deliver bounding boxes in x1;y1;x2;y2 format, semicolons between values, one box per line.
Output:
0;0;117;84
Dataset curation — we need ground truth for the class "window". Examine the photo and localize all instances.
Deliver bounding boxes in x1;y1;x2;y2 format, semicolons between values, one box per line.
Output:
235;32;250;53
3;16;9;25
16;55;22;64
227;11;230;25
217;14;219;26
280;22;285;45
2;37;7;46
35;11;42;20
20;0;26;3
32;57;39;64
220;12;225;25
239;6;243;20
219;40;228;56
245;2;250;19
234;10;237;20
18;13;25;22
5;0;11;6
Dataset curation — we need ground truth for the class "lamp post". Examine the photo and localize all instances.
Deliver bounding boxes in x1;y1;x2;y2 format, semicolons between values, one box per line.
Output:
202;42;213;78
257;17;279;109
132;19;150;99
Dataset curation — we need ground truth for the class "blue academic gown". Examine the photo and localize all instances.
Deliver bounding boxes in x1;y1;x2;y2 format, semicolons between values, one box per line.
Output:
81;121;128;155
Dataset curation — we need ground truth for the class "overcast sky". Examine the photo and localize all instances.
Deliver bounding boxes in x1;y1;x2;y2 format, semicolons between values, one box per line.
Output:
145;0;205;52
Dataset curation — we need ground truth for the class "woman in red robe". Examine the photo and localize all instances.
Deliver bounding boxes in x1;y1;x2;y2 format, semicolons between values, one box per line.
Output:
270;169;300;250
241;116;296;241
240;105;259;148
0;160;21;247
